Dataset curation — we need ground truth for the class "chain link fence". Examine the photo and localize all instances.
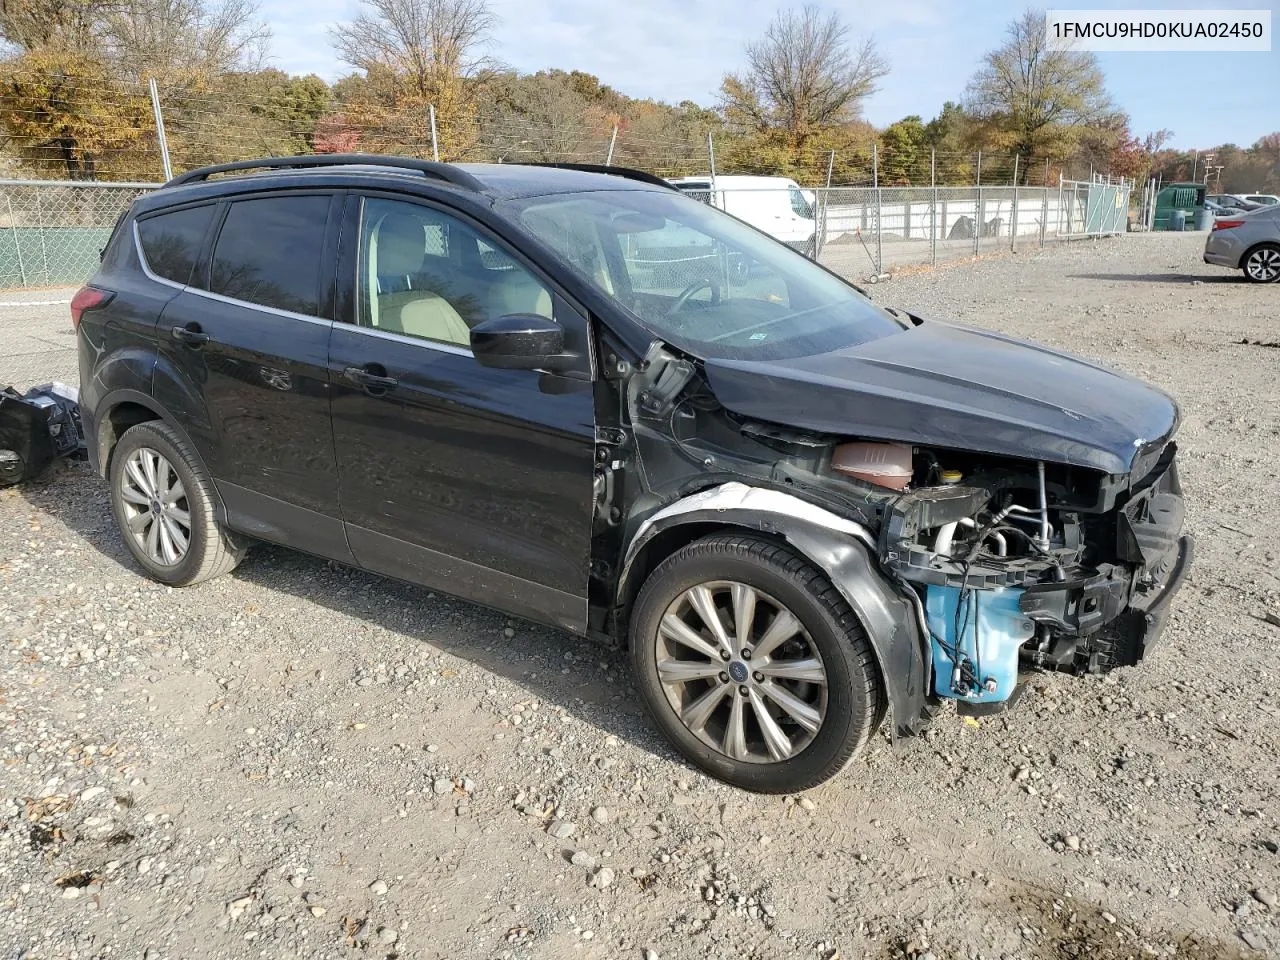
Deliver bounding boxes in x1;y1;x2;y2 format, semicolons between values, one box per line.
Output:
0;174;1130;290
0;180;155;287
1058;179;1131;240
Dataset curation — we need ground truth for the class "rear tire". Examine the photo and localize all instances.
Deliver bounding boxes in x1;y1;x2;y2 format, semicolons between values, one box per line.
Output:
1242;243;1280;283
108;421;246;586
630;533;883;793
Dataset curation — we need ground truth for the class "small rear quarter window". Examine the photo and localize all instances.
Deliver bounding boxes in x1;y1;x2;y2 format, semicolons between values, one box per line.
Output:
136;204;216;286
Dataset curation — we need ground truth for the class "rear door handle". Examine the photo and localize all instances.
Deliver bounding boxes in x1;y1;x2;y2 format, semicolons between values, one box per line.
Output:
170;324;209;346
343;365;399;391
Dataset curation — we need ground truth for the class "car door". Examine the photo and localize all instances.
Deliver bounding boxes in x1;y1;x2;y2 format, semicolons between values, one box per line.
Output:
150;190;352;562
328;193;596;632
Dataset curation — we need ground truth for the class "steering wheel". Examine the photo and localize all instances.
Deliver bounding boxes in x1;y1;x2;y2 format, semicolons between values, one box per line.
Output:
670;278;721;315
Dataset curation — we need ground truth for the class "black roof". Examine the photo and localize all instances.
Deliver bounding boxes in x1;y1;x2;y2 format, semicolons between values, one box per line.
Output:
454;163;670;199
159;154;672;201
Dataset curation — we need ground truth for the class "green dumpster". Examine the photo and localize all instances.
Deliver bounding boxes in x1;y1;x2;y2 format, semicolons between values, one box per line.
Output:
1153;182;1205;231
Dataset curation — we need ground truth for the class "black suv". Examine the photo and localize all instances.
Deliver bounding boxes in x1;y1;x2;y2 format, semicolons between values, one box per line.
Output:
75;155;1192;793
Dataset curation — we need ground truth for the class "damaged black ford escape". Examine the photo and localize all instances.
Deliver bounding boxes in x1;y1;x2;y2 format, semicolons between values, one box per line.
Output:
76;155;1192;793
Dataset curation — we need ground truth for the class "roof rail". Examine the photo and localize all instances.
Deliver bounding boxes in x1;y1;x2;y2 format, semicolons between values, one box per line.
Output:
164;154;485;192
524;162;676;191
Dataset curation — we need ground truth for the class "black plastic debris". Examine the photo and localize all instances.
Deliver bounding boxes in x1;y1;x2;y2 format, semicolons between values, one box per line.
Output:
0;381;85;488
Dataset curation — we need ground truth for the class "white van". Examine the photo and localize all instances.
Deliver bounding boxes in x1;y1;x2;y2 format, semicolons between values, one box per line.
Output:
668;175;817;255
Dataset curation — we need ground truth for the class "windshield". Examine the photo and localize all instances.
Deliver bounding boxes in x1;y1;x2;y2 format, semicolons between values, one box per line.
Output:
505;188;902;361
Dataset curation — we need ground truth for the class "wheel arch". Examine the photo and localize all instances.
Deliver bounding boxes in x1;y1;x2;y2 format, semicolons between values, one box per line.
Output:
1241;239;1280;273
93;389;229;527
617;482;936;738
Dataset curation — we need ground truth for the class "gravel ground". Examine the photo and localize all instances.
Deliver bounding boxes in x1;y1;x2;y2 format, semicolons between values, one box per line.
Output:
2;232;1278;960
0;286;78;391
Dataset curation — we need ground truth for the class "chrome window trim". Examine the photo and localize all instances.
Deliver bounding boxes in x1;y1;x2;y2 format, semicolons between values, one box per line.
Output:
337;322;474;357
133;219;331;328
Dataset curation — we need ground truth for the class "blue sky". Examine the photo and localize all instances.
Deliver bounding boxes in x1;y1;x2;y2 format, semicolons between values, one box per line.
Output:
262;0;1279;150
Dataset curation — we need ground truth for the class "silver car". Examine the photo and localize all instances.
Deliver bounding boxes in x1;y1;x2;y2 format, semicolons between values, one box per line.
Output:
1203;204;1280;283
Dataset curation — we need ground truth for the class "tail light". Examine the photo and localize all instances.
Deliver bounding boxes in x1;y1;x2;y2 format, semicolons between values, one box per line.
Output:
70;285;114;329
1212;219;1246;231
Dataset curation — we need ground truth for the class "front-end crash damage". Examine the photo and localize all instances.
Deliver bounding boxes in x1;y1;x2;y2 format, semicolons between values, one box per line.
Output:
592;340;1194;738
619;481;936;738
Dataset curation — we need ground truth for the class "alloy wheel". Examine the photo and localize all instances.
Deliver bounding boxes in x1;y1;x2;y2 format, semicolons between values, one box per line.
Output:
654;580;828;763
1246;247;1280;282
118;446;191;566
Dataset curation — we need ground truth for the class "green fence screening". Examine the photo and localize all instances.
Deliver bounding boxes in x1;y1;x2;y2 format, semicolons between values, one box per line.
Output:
0;181;156;289
1059;179;1132;239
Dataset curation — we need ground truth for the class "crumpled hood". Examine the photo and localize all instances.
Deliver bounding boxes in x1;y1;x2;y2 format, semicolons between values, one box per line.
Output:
702;321;1179;475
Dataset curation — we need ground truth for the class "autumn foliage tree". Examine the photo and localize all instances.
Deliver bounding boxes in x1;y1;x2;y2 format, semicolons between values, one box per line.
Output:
0;0;275;178
0;50;155;179
716;6;885;182
965;9;1111;170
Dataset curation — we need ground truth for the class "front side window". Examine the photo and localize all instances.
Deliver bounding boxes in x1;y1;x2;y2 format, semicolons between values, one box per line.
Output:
137;204;216;286
358;197;554;348
209;195;330;315
508;189;901;361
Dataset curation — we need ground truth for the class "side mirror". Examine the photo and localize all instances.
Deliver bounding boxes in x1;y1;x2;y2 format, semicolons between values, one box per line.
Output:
470;313;568;371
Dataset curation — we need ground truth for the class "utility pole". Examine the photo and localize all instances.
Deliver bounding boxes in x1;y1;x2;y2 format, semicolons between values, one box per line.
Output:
149;78;173;181
429;104;440;162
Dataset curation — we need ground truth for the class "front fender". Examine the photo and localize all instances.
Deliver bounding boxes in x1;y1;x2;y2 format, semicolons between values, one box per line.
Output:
620;482;936;738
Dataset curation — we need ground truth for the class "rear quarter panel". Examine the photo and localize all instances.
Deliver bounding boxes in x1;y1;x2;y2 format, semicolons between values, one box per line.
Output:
78;222;180;472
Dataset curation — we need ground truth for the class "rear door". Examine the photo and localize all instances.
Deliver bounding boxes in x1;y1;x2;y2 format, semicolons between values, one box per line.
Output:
151;190;352;561
82;202;217;411
328;192;596;631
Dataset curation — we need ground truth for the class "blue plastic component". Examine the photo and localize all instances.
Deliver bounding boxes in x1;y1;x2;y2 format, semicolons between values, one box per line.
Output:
925;585;1034;703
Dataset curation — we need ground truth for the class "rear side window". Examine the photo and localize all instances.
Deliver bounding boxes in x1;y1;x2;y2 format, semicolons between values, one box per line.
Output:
209;196;330;315
137;205;216;285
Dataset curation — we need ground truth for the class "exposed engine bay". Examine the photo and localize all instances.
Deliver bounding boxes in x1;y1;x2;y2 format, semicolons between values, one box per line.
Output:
596;342;1193;735
875;440;1188;711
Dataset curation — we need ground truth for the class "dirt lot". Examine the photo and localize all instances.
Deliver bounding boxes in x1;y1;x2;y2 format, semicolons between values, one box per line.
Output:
1;232;1277;960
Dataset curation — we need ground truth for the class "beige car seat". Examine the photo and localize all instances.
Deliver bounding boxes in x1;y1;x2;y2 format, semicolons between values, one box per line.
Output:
370;214;472;347
488;268;554;319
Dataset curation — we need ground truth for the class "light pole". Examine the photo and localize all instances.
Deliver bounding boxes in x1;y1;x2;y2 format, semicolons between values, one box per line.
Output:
1201;152;1215;185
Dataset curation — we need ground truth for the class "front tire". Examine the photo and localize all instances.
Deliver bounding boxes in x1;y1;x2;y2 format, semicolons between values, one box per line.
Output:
1242;243;1280;283
630;534;883;793
108;421;246;586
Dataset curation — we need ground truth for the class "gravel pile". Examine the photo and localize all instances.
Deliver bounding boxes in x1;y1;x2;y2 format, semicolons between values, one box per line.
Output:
1;232;1276;959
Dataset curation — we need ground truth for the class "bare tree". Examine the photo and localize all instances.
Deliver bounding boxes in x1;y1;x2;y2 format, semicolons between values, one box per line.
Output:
720;6;888;144
965;8;1111;159
103;0;270;83
331;0;495;98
